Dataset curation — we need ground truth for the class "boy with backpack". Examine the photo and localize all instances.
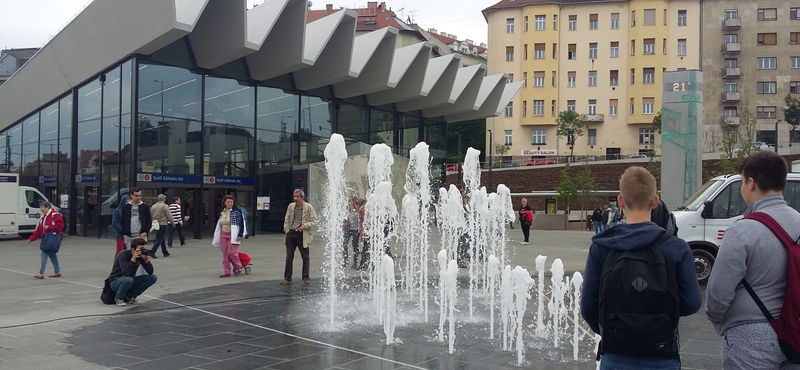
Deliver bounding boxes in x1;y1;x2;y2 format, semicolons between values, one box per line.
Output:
580;166;701;369
706;151;800;368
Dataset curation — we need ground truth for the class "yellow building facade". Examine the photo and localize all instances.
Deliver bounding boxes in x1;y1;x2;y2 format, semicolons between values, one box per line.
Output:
485;0;700;161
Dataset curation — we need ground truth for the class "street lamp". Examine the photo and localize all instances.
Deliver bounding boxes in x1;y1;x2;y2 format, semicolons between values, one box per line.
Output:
775;119;783;153
455;131;462;185
488;129;493;190
154;80;164;122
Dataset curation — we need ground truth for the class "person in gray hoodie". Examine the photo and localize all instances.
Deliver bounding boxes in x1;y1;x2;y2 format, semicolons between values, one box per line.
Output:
706;151;800;369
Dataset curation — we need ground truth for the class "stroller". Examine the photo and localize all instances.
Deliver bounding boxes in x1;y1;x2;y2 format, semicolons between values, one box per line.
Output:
238;252;252;275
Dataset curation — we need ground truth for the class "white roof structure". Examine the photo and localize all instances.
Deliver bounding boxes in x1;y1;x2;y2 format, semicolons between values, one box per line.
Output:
0;0;521;130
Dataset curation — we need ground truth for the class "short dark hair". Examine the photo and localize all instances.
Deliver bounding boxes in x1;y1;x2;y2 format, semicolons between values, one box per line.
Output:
131;187;141;194
174;197;180;202
221;195;236;207
39;201;52;209
131;238;147;250
736;151;787;192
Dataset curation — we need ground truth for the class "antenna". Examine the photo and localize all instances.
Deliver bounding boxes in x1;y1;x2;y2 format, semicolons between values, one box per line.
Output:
408;9;419;24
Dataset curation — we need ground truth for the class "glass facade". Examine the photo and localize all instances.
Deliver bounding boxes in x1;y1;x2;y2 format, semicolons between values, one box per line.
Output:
0;55;446;237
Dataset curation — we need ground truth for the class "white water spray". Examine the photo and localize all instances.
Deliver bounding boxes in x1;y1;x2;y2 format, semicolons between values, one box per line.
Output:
511;266;535;365
487;254;500;339
501;265;513;351
322;134;348;328
382;254;398;344
548;258;566;348
534;255;548;337
399;142;431;321
571;272;584;362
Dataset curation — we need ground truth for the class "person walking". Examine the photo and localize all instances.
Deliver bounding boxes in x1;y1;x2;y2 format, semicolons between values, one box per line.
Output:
591;205;604;234
518;198;533;245
121;187;151;250
28;201;65;279
212;195;245;278
149;194;174;258
342;198;360;269
168;197;186;247
112;194;130;258
282;189;317;285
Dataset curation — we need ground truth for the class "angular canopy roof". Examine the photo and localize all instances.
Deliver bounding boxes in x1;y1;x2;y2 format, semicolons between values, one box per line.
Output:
0;0;520;129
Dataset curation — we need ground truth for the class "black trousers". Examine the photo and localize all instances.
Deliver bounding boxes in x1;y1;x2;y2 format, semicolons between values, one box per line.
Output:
284;231;309;281
521;224;531;242
342;229;360;263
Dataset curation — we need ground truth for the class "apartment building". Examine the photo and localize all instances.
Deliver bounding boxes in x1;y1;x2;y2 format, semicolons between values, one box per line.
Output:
702;1;800;151
484;0;700;160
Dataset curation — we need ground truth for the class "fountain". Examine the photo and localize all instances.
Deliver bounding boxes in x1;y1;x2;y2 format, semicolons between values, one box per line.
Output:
511;266;536;365
322;134;348;328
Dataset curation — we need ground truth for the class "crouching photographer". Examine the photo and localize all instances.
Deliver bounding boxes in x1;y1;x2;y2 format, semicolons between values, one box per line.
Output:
106;238;157;306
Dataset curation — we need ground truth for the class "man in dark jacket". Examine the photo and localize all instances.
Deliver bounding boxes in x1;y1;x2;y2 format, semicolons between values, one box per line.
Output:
581;166;701;368
108;238;157;306
121;188;152;252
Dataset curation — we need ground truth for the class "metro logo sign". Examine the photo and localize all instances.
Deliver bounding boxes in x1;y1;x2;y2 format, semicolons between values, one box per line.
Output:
204;176;216;184
521;149;557;156
137;174;152;182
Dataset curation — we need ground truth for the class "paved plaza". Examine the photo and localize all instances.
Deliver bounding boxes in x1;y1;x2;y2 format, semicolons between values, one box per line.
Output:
0;229;722;370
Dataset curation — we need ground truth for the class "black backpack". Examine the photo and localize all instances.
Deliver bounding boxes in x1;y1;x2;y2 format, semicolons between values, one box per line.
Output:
598;232;680;359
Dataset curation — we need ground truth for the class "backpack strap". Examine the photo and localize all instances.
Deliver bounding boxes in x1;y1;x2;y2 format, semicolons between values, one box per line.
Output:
740;211;791;323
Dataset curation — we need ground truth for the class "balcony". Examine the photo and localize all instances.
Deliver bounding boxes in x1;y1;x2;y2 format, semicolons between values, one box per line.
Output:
722;116;740;125
722;17;741;29
721;92;741;102
580;114;604;122
721;67;741;78
722;42;741;53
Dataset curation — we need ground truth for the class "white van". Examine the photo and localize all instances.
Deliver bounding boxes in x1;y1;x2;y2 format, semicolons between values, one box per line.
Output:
0;173;56;236
673;171;800;284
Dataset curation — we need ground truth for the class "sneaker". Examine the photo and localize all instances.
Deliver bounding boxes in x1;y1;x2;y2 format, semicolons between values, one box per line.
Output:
167;245;172;248
150;255;158;259
220;274;231;278
233;269;241;277
303;279;311;285
128;297;140;304
281;279;291;285
163;253;170;257
115;299;127;307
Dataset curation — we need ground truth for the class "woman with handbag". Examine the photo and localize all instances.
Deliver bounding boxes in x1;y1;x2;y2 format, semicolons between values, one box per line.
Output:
211;195;244;278
28;201;65;279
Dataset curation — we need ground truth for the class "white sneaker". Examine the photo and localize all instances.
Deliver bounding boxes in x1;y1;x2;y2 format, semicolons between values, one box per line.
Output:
115;299;127;307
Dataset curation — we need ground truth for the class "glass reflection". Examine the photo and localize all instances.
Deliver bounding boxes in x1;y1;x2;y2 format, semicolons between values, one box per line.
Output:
21;113;40;185
204;123;254;177
205;76;254;128
6;124;21;173
58;94;72;217
256;87;296;172
78;79;102;176
337;104;369;145
370;108;394;150
40;102;59;190
299;96;332;163
102;66;121;197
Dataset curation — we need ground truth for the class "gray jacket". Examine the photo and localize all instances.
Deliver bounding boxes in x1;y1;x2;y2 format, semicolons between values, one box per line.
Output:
706;195;800;335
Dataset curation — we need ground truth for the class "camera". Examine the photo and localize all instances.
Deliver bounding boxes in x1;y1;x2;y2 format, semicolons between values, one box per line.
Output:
137;247;149;256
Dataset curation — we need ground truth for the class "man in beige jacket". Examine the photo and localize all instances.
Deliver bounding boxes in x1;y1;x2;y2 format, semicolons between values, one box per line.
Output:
149;194;174;258
282;189;317;285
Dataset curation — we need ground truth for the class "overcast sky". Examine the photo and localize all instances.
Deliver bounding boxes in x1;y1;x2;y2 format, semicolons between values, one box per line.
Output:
0;0;491;51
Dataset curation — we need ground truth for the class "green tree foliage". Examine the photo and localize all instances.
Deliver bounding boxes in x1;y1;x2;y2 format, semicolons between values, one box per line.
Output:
556;110;588;157
785;94;800;131
652;110;662;134
574;162;599;220
555;164;578;212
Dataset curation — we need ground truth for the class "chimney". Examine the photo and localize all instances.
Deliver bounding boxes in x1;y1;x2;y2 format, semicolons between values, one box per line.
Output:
480;43;487;48
367;1;378;10
465;39;474;45
440;31;447;36
428;28;437;34
379;2;385;10
447;34;457;40
326;3;333;13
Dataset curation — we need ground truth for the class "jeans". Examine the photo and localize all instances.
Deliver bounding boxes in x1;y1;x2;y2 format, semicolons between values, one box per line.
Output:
342;229;359;264
168;224;186;246
594;220;604;234
600;354;679;370
284;231;309;281
152;227;168;256
110;274;158;301
39;250;60;274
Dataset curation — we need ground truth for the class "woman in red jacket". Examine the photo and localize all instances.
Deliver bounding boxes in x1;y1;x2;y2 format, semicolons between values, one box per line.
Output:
28;201;65;279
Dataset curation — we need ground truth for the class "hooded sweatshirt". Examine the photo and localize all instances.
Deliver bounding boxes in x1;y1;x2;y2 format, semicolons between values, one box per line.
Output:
580;221;702;355
112;194;130;239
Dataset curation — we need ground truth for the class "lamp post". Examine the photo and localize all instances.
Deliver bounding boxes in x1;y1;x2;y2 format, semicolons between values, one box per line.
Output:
455;131;462;185
488;129;493;190
775;119;783;153
154;80;164;122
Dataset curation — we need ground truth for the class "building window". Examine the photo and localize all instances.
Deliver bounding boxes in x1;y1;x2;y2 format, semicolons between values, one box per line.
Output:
642;68;655;84
524;16;528;32
756;106;777;119
609;99;618;115
757;82;777;94
663;38;667;55
678;10;687;26
523;72;528;87
725;9;739;19
644;38;655;55
611;13;620;29
569;15;577;30
677;39;687;56
507;18;515;33
639;128;655;144
631;39;636;55
725;34;739;44
508;73;514;83
588;71;597;86
792;33;800;45
588;99;597;115
551;100;557;116
588;129;597;145
589;14;598;30
630;98;635;114
630;68;635;84
553;43;558;59
553;15;558;30
725;58;739;68
567;100;576;111
793;57;800;69
505;102;513;117
522;100;527;117
758;57;777;69
792;8;799;20
568;44;576;59
567;71;576;87
790;81;800;94
642;97;655;114
610;41;619;58
523;44;528;60
534;15;546;30
631;10;636;26
589;43;598;59
532;129;547;145
506;46;514;62
534;43;545;59
552;71;557;87
644;9;656;26
725;82;738;92
724;107;738;118
758;33;777;45
534;71;545;87
610;70;619;86
664;9;668;25
533;100;545;116
504;130;513;145
757;8;777;21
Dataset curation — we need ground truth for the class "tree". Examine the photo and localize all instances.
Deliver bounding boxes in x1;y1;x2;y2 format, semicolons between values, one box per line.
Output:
785;94;800;144
737;106;758;157
652;110;663;134
555;164;578;214
494;142;509;156
574;162;599;221
556;110;588;158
